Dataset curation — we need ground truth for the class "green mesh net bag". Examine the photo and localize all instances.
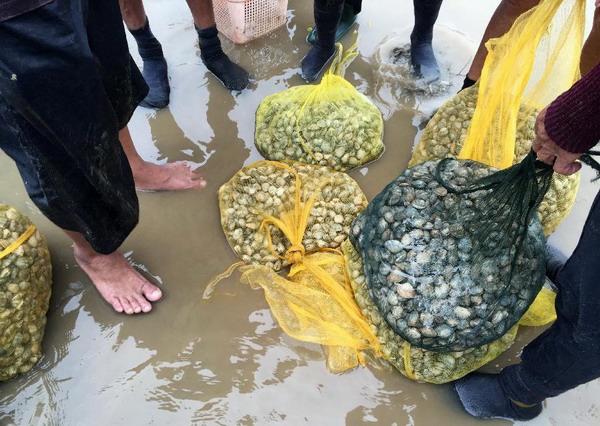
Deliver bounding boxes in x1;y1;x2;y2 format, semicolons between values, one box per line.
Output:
409;85;579;235
0;204;52;381
349;156;549;352
342;239;520;383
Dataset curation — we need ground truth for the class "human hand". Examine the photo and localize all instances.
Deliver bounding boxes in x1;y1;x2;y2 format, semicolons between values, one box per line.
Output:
532;108;584;176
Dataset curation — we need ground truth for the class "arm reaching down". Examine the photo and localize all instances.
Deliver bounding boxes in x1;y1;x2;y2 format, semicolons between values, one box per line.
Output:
533;64;600;175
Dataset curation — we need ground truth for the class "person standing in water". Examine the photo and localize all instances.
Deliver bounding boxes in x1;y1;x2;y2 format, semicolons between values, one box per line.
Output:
455;58;600;421
0;0;204;315
302;0;444;83
462;0;600;90
119;0;251;109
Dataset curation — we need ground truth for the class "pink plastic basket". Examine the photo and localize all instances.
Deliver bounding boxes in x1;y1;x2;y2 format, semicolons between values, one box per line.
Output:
213;0;289;44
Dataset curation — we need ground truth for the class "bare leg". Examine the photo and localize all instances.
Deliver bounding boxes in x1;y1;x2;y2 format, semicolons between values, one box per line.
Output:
65;230;162;314
119;0;147;30
466;0;540;82
119;126;206;191
186;0;216;30
581;6;600;77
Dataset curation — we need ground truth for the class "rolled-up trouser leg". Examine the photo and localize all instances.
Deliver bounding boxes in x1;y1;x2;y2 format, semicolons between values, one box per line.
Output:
0;0;148;254
501;190;600;404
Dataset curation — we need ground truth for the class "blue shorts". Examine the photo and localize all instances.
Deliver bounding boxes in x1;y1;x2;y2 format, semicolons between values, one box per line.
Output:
0;0;148;254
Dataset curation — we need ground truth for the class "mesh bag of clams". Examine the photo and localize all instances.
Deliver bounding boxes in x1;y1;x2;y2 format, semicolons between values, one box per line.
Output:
217;160;367;271
350;154;554;352
255;42;384;172
409;85;579;235
341;239;557;383
209;160;385;372
411;0;587;235
1;204;52;381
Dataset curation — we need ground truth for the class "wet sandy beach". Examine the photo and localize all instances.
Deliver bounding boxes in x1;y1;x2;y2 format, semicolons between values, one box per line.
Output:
0;0;599;424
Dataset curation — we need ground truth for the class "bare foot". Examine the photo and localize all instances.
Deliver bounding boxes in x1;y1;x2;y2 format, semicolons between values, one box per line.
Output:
132;161;207;192
74;247;163;314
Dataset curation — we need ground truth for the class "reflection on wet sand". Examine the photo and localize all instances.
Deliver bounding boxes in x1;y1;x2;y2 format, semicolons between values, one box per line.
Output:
0;0;598;425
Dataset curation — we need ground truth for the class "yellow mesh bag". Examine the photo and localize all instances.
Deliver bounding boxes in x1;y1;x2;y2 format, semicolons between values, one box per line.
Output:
410;0;585;234
0;205;52;381
255;41;385;172
239;251;382;373
519;286;557;326
218;160;367;271
341;239;556;384
208;161;380;372
460;0;585;168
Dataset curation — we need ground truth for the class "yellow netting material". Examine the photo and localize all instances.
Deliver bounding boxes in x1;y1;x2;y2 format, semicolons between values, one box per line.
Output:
0;205;51;381
0;225;36;260
409;86;580;235
519;287;557;326
341;239;556;383
207;162;381;372
458;0;585;169
217;160;368;271
255;41;384;172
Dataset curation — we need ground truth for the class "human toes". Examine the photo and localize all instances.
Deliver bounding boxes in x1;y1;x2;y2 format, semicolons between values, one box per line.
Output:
134;293;153;313
141;282;163;302
128;296;143;314
119;297;135;315
110;297;125;313
189;178;207;189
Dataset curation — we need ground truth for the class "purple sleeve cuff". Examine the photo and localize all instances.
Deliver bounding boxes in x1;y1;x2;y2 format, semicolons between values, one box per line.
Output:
544;64;600;153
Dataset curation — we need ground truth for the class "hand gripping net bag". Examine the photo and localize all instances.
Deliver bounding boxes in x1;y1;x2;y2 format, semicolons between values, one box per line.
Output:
410;0;586;235
0;205;52;381
350;155;552;352
208;161;382;372
255;41;385;172
342;239;556;383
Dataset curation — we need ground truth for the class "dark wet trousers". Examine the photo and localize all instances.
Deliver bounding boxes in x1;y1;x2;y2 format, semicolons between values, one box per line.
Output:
0;0;147;254
501;190;600;404
317;0;362;14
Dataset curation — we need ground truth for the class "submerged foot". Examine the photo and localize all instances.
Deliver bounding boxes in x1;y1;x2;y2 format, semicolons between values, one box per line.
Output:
410;40;440;84
129;19;170;109
139;56;170;109
74;248;162;314
301;45;336;82
203;53;250;91
132;161;207;192
196;25;250;91
454;373;543;421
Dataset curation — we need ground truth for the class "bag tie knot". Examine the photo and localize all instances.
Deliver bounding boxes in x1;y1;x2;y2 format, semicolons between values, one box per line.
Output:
285;244;306;264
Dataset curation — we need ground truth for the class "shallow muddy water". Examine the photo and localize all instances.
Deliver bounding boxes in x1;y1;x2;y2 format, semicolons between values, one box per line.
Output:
1;0;599;424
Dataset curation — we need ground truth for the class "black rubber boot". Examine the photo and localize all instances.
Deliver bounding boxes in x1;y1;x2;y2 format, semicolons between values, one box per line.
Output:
129;18;170;109
455;373;543;421
411;0;443;83
301;1;344;83
196;25;249;91
306;3;357;45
